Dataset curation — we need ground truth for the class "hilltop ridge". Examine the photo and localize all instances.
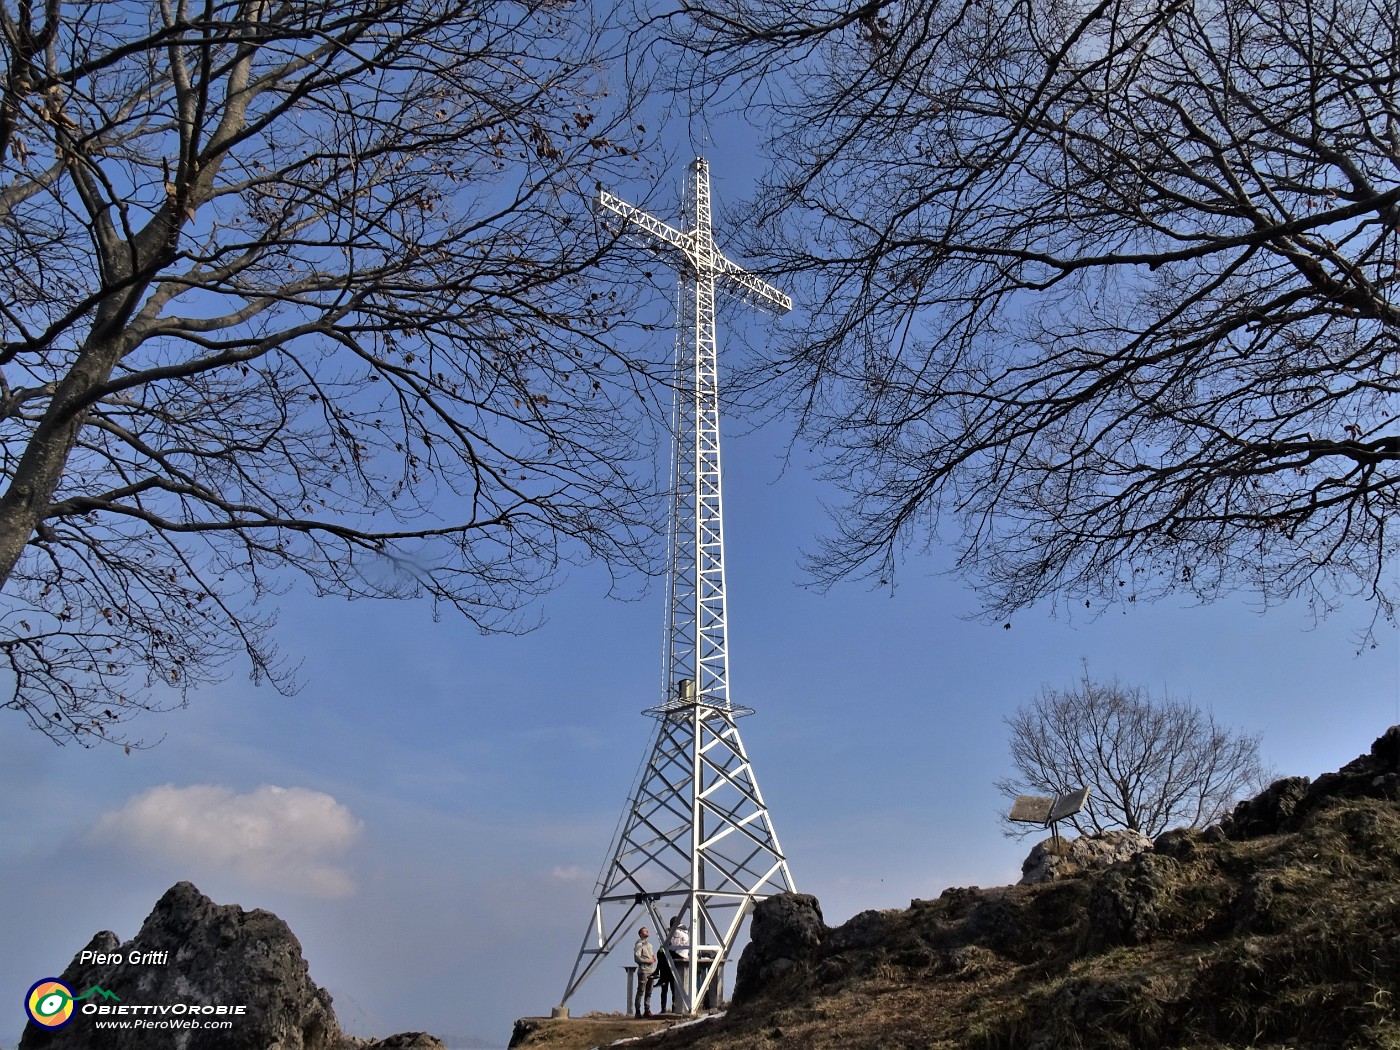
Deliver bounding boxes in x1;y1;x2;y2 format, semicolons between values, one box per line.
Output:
598;727;1400;1050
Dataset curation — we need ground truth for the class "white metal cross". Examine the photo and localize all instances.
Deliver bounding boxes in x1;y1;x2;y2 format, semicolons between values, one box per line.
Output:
601;157;790;714
558;159;795;1017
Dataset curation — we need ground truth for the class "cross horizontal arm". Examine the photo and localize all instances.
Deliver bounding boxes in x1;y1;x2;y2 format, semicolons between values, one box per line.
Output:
599;189;693;255
715;256;792;315
599;188;792;316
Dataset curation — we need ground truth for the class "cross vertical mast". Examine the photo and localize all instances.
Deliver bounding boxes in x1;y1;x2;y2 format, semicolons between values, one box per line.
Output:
670;157;727;712
558;159;795;1017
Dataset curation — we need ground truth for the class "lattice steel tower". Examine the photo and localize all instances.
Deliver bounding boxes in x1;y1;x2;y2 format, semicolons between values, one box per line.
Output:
558;159;795;1015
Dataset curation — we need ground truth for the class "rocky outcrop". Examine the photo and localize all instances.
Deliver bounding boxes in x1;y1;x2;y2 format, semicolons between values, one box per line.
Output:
1083;851;1177;950
732;893;826;1002
635;729;1400;1050
354;1036;445;1049
1220;776;1310;838
1223;725;1400;839
1019;828;1153;884
20;882;442;1050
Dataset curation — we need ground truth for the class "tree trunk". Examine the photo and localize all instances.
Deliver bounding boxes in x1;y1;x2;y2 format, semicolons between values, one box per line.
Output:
0;336;125;588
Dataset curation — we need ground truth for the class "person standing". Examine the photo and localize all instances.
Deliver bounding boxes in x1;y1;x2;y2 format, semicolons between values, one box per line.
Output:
660;916;689;1012
633;926;658;1018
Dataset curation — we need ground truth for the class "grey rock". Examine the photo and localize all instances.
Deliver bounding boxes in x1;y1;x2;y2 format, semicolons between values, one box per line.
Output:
1019;829;1153;885
823;908;891;954
959;894;1029;958
21;882;339;1050
1221;727;1400;840
19;882;440;1050
932;886;988;920
732;893;826;1003
357;1035;447;1050
1300;725;1400;812
1152;826;1199;859
1221;776;1310;839
1084;853;1177;950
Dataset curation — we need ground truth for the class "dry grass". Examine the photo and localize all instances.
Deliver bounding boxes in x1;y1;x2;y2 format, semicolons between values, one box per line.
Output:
508;1014;671;1050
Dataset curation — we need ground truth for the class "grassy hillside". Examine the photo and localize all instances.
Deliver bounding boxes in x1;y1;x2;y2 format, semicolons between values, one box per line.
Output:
617;729;1400;1050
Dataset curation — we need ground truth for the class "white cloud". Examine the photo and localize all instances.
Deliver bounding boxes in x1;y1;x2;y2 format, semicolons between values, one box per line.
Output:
91;784;362;898
550;865;592;882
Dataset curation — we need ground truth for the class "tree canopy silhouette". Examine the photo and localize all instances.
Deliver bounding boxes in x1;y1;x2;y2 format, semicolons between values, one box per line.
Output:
675;0;1399;626
0;0;664;743
998;669;1265;838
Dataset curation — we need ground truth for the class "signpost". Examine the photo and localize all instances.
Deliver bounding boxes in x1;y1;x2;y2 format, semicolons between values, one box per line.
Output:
1009;787;1091;849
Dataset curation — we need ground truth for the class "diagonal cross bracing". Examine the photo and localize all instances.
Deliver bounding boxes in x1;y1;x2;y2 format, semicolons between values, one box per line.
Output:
559;159;796;1017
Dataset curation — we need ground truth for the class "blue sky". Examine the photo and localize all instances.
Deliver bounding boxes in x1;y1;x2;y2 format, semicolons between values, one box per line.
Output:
4;363;1395;1045
4;60;1400;1050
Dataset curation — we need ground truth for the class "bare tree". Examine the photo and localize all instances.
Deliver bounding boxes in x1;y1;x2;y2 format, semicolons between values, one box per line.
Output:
672;0;1400;628
0;0;669;744
997;669;1265;838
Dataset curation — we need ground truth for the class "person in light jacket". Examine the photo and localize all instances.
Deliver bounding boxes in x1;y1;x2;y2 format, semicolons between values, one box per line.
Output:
658;916;689;1013
633;927;657;1018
